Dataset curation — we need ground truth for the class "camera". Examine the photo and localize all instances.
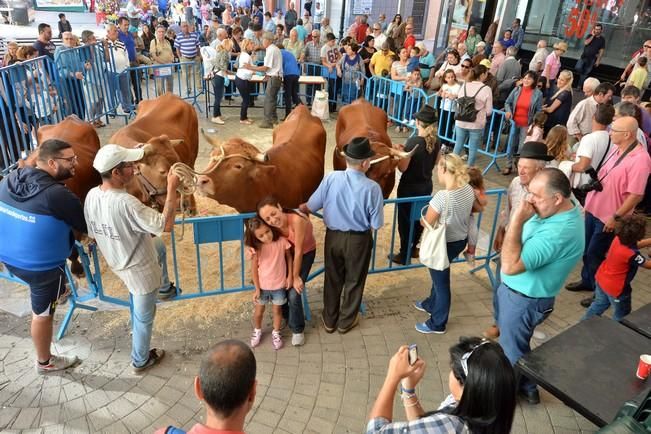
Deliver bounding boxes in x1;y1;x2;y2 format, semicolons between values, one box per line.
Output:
577;167;603;193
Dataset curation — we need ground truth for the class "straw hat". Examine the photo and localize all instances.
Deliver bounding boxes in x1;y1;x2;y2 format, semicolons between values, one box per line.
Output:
553;41;568;53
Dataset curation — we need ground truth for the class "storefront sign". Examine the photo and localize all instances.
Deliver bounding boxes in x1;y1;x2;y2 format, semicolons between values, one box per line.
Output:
565;0;624;38
35;0;84;8
352;0;371;15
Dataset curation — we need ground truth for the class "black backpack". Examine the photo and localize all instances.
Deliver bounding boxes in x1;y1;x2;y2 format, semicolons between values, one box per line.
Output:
455;84;487;122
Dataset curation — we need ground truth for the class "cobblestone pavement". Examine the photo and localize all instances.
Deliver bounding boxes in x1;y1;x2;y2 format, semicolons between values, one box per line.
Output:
1;101;650;433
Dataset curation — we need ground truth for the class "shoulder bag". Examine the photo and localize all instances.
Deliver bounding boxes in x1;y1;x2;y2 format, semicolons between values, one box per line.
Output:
419;192;450;271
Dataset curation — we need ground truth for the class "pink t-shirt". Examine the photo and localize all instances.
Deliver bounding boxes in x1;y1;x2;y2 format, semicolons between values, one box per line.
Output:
543;52;561;80
584;145;651;223
257;237;291;290
286;212;317;254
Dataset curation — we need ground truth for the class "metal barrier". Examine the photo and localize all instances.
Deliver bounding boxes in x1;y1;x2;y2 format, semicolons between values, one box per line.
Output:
17;188;505;339
365;75;429;132
127;61;205;111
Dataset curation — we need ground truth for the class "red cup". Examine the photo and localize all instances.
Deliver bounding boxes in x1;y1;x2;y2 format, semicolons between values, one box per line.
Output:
636;354;651;380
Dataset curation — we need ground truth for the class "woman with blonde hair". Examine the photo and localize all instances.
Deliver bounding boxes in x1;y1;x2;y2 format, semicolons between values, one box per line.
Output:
415;152;476;334
545;125;570;167
207;38;232;125
234;38;255;125
2;41;19;66
542;41;567;93
542;69;573;134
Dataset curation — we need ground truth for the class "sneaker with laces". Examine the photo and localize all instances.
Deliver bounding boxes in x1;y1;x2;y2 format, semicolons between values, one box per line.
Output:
250;328;262;348
132;348;165;374
36;354;79;374
413;301;426;312
292;332;305;346
272;330;283;350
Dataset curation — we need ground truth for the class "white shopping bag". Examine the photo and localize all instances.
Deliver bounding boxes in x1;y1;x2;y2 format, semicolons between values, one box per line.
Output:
311;90;330;121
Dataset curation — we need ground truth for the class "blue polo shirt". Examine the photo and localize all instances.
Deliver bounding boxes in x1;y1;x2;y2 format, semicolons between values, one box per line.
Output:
307;168;384;232
503;202;585;298
118;30;136;62
281;49;300;76
174;32;200;58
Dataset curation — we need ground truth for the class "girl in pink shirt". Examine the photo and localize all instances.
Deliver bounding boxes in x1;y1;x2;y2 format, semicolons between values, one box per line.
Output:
245;217;293;350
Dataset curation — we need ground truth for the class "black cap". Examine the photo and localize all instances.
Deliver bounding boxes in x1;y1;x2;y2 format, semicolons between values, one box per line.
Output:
343;137;375;159
414;105;436;124
516;141;554;161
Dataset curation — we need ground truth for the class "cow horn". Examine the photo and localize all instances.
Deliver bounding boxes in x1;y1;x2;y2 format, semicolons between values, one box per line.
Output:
201;128;221;148
169;139;184;145
390;144;419;159
253;152;268;163
369;155;390;165
142;143;154;156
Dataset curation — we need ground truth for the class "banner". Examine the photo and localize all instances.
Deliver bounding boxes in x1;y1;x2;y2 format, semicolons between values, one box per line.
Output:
35;0;85;8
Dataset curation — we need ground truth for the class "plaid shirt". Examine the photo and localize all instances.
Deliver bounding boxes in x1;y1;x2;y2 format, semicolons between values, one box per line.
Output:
303;40;324;64
366;415;469;433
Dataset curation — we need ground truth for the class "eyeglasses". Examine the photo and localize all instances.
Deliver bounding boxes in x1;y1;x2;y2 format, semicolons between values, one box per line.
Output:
645;45;651;49
460;339;489;377
461;64;471;69
53;155;78;163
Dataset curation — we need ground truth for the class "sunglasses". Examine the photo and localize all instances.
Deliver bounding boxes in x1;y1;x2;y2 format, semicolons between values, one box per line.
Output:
461;64;471;69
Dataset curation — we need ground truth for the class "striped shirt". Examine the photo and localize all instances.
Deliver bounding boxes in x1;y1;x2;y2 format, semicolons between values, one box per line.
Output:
366;414;469;433
106;39;130;72
429;184;476;242
174;32;200;58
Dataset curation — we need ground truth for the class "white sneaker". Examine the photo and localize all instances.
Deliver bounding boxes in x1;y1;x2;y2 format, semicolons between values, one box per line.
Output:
292;332;305;346
250;328;262;348
36;354;79;374
272;330;283;350
211;116;225;125
533;330;547;340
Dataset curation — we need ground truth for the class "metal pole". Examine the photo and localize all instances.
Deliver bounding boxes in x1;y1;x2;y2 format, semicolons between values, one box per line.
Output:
339;0;346;39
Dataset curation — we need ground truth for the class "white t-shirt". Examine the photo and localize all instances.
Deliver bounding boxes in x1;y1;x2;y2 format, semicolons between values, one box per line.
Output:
429;184;475;242
263;43;283;77
236;51;254;80
84;187;165;295
575;130;611;185
440;82;460;112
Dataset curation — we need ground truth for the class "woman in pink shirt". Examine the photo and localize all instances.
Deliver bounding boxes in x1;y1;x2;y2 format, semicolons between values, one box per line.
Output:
542;41;567;95
257;196;317;347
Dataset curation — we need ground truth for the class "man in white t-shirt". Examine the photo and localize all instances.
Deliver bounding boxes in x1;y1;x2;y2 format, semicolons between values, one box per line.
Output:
247;32;283;128
84;145;180;374
571;103;614;205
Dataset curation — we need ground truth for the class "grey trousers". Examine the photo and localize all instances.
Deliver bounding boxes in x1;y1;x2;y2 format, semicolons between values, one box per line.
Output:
323;228;373;329
263;76;282;123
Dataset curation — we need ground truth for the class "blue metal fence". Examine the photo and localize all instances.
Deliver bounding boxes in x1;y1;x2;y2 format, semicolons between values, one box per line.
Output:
18;189;505;339
365;75;429;133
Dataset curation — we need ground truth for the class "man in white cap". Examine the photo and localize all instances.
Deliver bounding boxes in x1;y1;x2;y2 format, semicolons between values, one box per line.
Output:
84;144;180;373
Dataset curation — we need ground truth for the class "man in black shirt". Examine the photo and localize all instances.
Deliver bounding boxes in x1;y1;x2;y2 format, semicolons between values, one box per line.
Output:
33;23;56;59
57;13;72;39
575;23;605;89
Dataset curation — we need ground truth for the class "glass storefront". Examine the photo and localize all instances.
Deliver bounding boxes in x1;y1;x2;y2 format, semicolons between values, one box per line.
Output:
501;0;651;69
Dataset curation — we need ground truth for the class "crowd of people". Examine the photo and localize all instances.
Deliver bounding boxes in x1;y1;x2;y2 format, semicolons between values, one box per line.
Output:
2;7;651;434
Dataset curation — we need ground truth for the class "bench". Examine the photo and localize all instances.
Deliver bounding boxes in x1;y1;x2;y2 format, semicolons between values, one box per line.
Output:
0;37;62;59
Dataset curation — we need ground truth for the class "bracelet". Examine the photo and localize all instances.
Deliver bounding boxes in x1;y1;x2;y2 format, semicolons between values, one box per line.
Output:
400;392;417;400
403;398;420;408
399;384;415;394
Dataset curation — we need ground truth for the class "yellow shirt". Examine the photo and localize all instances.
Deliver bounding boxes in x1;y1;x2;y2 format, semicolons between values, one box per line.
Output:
370;50;395;77
628;66;647;90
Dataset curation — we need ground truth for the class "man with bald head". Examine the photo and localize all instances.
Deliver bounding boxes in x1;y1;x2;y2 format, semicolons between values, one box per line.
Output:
528;40;548;74
566;116;651;304
499;167;584;404
155;340;257;434
489;41;505;75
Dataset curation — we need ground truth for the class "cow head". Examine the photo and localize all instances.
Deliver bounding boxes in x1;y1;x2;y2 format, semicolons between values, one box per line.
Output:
127;134;186;210
196;130;273;212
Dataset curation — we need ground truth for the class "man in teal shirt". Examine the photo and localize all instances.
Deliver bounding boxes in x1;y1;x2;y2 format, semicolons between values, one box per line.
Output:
498;168;584;405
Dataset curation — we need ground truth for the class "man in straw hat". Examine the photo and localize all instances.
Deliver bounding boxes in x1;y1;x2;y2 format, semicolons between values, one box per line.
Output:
301;137;384;334
498;164;584;405
84;144;180;373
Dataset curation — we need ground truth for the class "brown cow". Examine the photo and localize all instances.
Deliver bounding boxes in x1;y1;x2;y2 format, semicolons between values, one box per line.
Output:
197;104;326;212
109;93;199;210
333;99;415;198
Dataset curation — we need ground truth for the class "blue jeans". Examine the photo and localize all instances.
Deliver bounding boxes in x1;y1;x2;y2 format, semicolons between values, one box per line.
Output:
574;57;596;89
496;282;554;393
421;239;467;330
153;237;170;290
453;126;482;166
114;72;133;112
131;290;158;367
582;282;632;321
580;212;614;291
211;75;225;117
507;124;528;169
283;249;316;333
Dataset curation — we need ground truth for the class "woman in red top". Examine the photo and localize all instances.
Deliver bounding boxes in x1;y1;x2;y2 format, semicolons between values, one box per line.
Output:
256;196;317;347
583;215;651;321
502;71;544;175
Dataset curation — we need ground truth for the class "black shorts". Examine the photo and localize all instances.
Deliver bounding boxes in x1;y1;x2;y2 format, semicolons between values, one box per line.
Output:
4;264;67;316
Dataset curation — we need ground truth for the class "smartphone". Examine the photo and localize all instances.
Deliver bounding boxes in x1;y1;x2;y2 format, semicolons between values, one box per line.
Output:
408;344;418;365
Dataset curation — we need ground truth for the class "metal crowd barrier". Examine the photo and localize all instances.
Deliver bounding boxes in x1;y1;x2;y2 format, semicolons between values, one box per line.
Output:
365;75;429;132
11;189;505;339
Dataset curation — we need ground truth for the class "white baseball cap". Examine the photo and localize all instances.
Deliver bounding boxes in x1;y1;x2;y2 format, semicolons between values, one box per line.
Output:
93;144;144;173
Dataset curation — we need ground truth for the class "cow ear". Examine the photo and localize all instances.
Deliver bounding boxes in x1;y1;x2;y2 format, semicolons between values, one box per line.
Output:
250;164;276;180
142;143;155;156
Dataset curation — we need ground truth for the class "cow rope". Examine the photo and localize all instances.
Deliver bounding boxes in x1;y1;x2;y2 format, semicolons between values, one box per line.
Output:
168;145;259;240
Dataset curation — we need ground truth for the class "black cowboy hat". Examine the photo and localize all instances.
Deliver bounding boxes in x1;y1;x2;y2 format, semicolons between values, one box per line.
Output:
414;104;437;124
516;141;554;161
343;137;375;159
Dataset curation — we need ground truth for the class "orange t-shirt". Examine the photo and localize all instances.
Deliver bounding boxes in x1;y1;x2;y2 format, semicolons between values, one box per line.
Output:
286;212;317;254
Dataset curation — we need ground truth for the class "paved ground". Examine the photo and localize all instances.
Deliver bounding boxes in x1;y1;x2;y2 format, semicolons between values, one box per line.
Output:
0;96;650;434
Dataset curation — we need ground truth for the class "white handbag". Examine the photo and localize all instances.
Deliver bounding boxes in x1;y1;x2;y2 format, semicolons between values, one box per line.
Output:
311;90;330;120
419;193;450;271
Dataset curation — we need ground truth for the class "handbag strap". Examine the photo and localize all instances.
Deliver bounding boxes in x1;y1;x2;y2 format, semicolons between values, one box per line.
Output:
421;191;450;230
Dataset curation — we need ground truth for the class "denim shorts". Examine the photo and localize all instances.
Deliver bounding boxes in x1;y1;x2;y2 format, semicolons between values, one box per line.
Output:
257;289;287;306
4;264;67;316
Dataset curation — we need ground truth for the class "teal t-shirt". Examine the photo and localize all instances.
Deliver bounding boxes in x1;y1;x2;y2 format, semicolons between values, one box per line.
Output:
419;52;435;80
503;203;585;298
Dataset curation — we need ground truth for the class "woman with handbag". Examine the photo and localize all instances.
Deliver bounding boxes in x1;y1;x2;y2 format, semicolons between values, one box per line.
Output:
150;25;175;96
415;153;475;334
207;38;232;125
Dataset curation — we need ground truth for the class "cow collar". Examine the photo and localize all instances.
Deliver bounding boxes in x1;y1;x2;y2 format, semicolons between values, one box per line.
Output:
135;171;167;210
